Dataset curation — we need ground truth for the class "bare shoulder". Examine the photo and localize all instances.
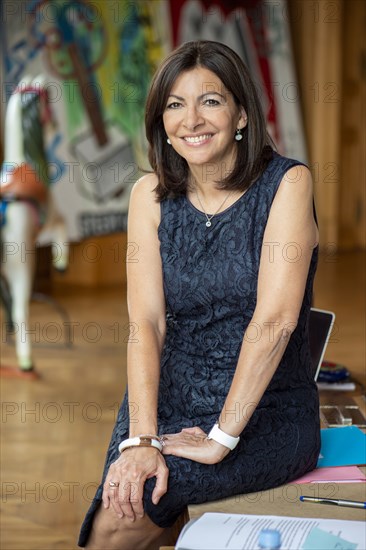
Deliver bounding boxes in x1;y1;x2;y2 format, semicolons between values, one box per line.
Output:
277;164;313;201
267;163;318;245
131;173;159;199
129;173;160;225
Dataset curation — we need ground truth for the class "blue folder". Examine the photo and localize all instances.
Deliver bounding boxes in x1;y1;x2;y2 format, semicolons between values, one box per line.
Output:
317;426;366;468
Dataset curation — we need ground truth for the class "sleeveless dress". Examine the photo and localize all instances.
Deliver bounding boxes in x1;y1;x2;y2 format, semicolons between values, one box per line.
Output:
78;151;320;546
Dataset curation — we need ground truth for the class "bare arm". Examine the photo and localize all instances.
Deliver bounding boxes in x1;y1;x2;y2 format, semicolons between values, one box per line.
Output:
163;165;319;463
103;174;169;519
126;173;166;436
218;165;318;439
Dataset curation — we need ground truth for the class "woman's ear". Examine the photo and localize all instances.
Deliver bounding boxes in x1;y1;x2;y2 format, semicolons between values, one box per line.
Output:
238;108;248;130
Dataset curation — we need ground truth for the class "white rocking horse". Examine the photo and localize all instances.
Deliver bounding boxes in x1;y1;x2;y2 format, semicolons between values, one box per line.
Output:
1;75;69;377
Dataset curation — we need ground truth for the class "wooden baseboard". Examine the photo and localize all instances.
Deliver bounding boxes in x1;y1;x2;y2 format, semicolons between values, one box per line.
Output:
52;233;128;287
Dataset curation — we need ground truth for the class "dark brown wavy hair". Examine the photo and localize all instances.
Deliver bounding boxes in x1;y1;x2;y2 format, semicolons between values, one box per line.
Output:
145;40;274;200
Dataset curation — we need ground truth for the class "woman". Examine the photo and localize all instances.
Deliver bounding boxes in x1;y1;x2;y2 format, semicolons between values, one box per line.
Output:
79;40;320;550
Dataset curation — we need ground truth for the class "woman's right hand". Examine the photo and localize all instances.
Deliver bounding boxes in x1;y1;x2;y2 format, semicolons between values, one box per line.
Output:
102;447;169;521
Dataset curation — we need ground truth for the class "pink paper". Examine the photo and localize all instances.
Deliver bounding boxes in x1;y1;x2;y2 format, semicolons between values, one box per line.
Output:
291;465;366;484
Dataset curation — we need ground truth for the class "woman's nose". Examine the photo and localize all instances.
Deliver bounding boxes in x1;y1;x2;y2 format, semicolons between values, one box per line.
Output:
183;105;204;130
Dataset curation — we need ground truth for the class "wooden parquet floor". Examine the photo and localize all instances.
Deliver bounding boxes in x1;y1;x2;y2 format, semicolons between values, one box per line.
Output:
1;251;365;549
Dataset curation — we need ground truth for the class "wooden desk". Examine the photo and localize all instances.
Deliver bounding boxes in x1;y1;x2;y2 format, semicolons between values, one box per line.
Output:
160;472;366;549
188;479;366;521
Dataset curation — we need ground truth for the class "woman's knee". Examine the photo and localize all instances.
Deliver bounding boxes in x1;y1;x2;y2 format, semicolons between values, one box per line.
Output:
85;507;121;548
85;506;165;550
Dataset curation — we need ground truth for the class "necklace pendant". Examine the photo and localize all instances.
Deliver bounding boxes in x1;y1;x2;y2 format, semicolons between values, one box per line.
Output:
205;220;212;227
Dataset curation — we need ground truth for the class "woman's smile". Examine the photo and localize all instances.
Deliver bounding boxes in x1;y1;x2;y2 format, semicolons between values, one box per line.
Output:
182;133;214;146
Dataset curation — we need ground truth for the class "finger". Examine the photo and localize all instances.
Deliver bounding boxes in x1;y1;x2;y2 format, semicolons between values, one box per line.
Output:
162;432;205;452
129;478;145;519
181;427;198;434
104;464;120;512
102;487;110;509
119;480;137;521
161;434;191;452
151;464;169;505
109;484;124;519
181;426;207;436
162;432;191;443
103;476;119;511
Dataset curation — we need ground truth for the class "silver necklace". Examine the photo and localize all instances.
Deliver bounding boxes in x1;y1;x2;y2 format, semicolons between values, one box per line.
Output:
195;189;233;227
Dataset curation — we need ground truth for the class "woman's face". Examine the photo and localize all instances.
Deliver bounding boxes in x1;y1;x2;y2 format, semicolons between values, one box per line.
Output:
162;66;246;172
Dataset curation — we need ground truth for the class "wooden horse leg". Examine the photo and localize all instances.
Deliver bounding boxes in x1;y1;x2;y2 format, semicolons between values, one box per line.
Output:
0;272;14;330
2;202;37;370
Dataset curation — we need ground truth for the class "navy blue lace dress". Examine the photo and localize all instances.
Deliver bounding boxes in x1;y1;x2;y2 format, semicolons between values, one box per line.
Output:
78;152;320;546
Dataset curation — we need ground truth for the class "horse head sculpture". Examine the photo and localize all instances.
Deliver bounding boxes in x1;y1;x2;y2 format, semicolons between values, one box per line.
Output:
1;75;69;374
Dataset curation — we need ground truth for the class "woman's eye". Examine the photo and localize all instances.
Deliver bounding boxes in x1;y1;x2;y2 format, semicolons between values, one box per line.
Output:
204;99;220;106
166;102;181;109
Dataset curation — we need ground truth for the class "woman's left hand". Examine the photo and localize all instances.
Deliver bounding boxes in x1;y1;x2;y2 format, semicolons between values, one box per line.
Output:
161;426;230;464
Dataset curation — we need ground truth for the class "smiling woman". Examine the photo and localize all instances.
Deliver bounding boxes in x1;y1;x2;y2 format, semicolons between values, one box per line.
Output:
145;41;273;201
79;40;320;550
162;67;246;183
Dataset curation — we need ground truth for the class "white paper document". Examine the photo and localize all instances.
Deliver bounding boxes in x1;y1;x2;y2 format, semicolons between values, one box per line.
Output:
175;513;366;550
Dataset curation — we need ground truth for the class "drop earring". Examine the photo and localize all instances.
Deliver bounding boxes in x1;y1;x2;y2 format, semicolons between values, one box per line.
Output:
167;138;171;145
235;129;243;141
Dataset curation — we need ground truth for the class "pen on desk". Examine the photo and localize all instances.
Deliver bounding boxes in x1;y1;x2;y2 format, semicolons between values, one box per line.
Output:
300;496;366;509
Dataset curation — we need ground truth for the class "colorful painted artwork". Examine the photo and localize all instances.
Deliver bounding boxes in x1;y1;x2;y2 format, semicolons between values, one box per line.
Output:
1;0;171;240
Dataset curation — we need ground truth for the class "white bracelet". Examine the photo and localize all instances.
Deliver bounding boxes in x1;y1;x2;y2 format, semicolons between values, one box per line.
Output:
207;423;240;450
118;436;163;454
